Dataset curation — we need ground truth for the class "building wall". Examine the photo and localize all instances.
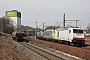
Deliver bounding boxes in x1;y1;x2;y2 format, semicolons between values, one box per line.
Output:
10;17;21;29
17;17;21;29
10;17;17;28
5;10;21;29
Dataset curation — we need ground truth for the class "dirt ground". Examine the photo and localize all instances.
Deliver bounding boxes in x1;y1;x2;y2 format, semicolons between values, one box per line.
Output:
0;34;90;60
0;36;36;60
85;35;90;44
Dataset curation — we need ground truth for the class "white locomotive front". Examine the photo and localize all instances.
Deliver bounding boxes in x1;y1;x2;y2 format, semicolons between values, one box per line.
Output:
54;28;85;46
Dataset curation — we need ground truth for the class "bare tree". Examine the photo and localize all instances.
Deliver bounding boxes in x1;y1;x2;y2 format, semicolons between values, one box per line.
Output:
45;26;60;30
0;16;15;34
87;23;90;33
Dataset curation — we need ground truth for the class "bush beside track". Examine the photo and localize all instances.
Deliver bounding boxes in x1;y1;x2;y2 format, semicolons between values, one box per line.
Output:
0;34;36;60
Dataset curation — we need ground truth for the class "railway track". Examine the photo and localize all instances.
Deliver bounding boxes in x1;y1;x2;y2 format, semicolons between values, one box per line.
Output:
81;45;90;51
27;36;90;60
40;39;90;52
39;38;90;51
19;42;84;60
19;42;65;60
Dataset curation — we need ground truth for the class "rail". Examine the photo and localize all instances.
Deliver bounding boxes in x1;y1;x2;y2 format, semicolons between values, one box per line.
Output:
19;42;65;60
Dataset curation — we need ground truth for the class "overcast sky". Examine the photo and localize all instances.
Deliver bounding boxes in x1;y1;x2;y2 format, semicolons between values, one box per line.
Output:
0;0;90;29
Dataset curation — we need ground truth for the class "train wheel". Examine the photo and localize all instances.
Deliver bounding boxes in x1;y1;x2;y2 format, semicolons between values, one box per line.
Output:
58;40;60;43
67;41;70;46
52;39;54;42
56;40;58;43
59;40;63;44
54;40;56;43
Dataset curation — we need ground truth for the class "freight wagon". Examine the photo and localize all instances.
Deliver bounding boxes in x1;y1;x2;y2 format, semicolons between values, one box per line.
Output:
12;30;26;42
43;29;54;40
37;31;44;40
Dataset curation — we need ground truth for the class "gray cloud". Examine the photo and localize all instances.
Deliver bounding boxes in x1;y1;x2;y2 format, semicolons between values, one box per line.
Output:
0;0;90;28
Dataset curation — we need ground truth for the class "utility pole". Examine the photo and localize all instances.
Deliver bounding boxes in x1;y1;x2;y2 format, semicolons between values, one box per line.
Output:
35;21;37;41
43;22;47;32
43;23;44;32
76;20;79;27
63;13;79;28
63;13;65;28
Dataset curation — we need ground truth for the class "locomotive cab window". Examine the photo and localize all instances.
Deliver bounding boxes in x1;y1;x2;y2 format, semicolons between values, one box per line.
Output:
73;29;83;33
57;31;59;37
69;30;71;33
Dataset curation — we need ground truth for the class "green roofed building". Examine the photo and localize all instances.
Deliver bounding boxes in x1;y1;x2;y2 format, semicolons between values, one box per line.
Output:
5;10;21;29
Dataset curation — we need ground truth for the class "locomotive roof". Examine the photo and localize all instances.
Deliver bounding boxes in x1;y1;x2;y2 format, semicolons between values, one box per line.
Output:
45;29;54;31
55;27;84;31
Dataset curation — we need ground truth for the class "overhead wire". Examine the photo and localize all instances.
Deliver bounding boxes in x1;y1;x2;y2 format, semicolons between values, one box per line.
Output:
65;13;90;27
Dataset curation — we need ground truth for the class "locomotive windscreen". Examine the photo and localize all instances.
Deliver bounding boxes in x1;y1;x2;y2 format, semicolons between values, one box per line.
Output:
73;29;83;33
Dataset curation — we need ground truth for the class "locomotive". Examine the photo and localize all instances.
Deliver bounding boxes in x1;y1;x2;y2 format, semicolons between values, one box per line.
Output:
37;27;85;46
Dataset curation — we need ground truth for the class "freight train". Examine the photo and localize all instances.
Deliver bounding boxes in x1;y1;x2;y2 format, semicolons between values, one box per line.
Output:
12;30;26;42
37;27;85;46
